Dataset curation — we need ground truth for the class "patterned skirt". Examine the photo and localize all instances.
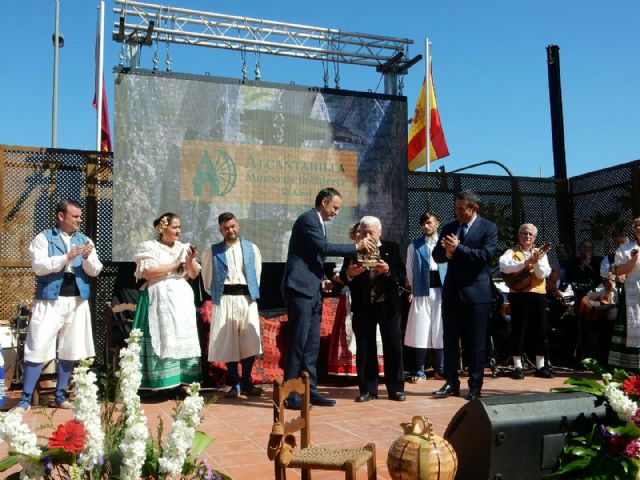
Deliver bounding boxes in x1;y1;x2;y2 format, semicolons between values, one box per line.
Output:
608;288;640;372
132;290;202;389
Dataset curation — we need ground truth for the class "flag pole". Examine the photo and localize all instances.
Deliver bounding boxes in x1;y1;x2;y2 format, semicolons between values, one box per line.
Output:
425;38;431;173
96;0;105;151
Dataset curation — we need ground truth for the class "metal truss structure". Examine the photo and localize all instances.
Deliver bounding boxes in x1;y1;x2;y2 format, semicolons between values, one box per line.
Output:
112;0;421;93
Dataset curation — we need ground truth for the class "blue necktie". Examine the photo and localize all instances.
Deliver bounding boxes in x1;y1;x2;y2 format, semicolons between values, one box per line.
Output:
459;223;468;244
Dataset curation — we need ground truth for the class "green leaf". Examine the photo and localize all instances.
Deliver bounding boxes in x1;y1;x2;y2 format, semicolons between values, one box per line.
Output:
609;422;640;438
41;447;77;465
0;455;19;472
612;368;631;382
191;430;215;456
545;457;591;476
564;445;596;458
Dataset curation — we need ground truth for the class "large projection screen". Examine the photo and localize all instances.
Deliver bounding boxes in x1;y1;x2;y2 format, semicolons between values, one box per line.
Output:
113;68;408;262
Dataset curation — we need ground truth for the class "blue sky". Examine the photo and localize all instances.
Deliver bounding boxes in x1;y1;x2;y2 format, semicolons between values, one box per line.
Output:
2;1;639;178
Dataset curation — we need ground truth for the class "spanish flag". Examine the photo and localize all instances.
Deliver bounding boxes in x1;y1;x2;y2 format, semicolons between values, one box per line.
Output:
408;72;449;170
93;3;112;153
92;72;112;152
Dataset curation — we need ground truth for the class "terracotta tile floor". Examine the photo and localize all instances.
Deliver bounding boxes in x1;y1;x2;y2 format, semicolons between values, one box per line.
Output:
0;369;588;479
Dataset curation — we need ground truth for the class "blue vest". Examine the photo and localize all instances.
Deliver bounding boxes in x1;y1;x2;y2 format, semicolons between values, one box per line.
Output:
210;237;260;305
35;228;91;300
411;237;447;296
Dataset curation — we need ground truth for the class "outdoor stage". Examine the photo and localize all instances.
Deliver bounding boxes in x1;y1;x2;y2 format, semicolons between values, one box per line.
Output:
1;369;585;479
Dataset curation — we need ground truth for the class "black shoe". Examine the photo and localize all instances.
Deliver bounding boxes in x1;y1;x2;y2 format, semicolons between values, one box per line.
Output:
535;367;554;378
466;388;481;401
389;392;406;402
284;394;301;410
355;392;378;403
511;367;525;380
433;383;460;397
310;392;336;407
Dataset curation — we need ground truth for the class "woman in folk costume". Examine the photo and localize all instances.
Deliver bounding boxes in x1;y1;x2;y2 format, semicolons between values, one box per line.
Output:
499;223;552;379
608;217;640;370
405;211;447;382
132;212;202;390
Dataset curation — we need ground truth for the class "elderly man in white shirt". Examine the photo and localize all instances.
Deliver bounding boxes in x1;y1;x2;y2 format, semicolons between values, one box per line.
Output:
499;223;551;379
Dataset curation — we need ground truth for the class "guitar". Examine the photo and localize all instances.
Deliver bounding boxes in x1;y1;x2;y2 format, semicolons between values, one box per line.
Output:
502;242;552;292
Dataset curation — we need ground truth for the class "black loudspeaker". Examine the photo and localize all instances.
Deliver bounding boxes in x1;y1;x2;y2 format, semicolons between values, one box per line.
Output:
444;392;607;480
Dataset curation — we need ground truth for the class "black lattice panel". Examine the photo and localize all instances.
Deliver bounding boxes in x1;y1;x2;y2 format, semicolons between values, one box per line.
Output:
92;263;119;365
2;149;88;265
570;162;635;256
571;163;632;195
96;155;114;262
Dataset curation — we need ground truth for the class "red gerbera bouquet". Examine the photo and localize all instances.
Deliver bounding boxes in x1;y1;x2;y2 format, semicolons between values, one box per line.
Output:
48;420;86;454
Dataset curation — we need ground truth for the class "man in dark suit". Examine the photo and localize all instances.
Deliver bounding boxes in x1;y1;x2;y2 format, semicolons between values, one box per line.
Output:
432;190;498;400
282;188;375;409
341;216;406;402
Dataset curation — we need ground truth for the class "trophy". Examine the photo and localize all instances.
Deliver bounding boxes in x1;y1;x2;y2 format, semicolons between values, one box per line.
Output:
357;244;381;268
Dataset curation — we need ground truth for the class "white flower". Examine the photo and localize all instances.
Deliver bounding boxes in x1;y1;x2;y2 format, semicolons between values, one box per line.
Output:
118;329;149;480
71;359;105;471
0;411;43;479
604;381;638;421
119;412;149;480
0;411;41;456
158;383;204;476
602;373;613;383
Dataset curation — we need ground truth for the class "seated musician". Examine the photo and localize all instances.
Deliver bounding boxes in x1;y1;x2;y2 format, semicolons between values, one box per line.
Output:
499;223;552;379
579;273;619;365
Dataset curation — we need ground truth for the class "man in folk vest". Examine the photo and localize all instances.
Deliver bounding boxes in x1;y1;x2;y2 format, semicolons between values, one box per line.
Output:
499;223;552;379
405;211;447;382
15;199;103;413
201;212;263;398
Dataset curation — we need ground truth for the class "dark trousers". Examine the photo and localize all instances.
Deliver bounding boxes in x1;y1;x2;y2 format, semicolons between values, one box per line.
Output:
352;302;404;395
283;288;322;390
442;301;490;390
508;292;548;358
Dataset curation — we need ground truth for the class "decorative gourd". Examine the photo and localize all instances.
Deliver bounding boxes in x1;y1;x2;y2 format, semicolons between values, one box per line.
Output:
387;416;458;480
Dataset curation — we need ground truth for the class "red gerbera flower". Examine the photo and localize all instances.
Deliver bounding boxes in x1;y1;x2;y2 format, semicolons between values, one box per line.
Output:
622;375;640;399
48;420;86;454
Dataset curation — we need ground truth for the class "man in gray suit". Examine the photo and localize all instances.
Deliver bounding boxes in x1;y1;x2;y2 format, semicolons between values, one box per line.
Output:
282;187;375;409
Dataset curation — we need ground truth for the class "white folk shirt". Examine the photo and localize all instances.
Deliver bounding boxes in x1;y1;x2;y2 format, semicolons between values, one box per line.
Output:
26;231;103;363
499;248;552;279
404;235;443;349
201;241;263;362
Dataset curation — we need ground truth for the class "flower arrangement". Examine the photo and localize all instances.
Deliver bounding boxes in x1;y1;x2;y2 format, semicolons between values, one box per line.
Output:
0;329;230;480
547;358;640;479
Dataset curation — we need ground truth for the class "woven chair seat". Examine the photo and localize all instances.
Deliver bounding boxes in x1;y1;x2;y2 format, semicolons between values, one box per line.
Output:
289;445;373;470
271;373;377;479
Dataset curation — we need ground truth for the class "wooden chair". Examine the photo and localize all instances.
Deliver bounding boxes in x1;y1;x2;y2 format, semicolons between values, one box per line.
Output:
269;372;376;480
104;301;137;370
